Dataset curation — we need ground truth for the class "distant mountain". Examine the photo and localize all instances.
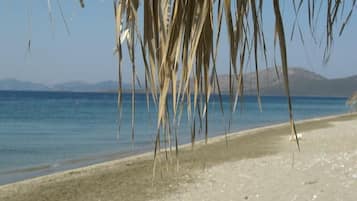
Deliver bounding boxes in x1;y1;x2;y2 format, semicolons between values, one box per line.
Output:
0;79;132;92
217;67;357;97
0;79;50;91
52;81;122;92
1;67;356;96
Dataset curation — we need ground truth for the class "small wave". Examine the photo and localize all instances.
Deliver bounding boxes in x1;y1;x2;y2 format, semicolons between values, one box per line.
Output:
51;163;60;168
0;164;52;175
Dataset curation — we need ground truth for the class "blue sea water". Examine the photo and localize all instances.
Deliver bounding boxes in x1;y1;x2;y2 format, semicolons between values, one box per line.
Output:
0;91;350;184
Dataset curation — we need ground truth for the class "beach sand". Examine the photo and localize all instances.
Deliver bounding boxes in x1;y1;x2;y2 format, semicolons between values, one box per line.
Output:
1;113;356;201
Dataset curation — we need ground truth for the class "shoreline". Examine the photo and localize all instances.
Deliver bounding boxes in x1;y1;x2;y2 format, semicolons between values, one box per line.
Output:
0;145;152;186
1;112;357;201
0;92;349;186
0;112;352;186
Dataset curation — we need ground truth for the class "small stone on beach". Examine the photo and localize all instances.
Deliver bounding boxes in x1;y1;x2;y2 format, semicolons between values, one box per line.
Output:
352;174;357;179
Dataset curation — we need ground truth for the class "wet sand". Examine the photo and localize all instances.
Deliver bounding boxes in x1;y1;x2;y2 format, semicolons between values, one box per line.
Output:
1;113;356;201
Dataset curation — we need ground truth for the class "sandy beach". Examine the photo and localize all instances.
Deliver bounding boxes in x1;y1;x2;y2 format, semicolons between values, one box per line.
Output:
1;113;356;201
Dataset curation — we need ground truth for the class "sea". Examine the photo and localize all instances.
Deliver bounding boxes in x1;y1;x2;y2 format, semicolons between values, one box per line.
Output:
0;91;350;185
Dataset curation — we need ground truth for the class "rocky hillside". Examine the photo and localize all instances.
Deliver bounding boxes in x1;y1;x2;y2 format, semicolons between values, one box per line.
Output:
215;67;357;97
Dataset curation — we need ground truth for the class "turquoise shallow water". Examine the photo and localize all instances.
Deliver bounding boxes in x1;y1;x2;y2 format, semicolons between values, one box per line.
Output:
0;91;350;184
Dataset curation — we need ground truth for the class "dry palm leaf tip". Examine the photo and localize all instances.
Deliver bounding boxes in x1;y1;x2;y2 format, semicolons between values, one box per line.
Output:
77;0;355;157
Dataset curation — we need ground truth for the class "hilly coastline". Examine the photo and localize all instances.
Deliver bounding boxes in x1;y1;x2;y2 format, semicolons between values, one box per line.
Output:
226;67;357;97
1;67;356;97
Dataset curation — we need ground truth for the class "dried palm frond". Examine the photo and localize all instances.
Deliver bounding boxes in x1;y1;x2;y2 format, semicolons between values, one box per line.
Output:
347;91;357;107
79;0;354;163
56;0;71;35
79;0;85;8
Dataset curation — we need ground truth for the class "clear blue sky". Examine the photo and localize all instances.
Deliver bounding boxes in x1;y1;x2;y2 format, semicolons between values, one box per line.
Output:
0;1;356;85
